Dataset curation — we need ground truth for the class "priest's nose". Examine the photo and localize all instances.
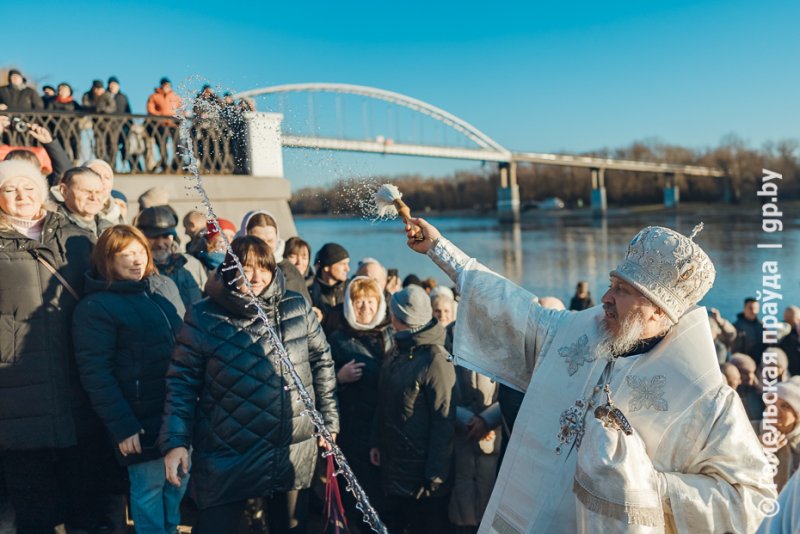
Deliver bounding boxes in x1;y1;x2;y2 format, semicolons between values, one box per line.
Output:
600;289;614;306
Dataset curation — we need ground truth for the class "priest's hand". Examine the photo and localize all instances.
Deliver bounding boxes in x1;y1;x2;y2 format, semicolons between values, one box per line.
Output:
405;217;441;254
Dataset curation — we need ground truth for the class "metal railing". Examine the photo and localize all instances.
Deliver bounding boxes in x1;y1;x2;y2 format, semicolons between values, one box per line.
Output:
0;111;249;175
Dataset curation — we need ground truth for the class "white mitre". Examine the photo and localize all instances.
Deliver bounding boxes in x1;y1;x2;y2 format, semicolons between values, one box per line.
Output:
610;224;716;323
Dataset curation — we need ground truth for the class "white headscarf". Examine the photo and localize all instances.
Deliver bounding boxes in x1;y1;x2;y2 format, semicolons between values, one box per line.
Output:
237;209;286;262
344;276;387;331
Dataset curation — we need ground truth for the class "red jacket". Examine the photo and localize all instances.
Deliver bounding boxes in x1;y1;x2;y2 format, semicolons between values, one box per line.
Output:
146;88;181;116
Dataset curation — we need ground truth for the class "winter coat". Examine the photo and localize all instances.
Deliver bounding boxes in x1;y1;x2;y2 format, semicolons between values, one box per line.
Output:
55;202;113;241
733;312;764;361
310;276;349;336
448;368;502;526
498;383;525;433
304;265;315;289
46;97;81;112
0;210;97;450
280;258;311;303
569;294;595;311
714;339;728;365
780;331;800;377
112;92;131;114
72;273;185;466
42;139;73;186
0;85;44;111
329;319;394;502
81;91;117;114
371;319;456;498
158;268;339;509
146;88;181;116
156;253;208;309
738;384;766;421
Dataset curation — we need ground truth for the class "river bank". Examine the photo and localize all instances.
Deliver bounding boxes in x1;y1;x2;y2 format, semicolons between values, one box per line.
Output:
293;200;800;222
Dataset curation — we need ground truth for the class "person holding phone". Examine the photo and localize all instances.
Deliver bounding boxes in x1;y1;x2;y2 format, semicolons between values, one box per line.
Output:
386;268;402;295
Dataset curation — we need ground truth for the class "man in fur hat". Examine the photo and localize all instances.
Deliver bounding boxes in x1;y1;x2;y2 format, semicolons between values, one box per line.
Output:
404;218;776;533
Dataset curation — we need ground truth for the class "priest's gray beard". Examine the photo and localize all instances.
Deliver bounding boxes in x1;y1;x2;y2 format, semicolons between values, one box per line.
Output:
595;306;648;358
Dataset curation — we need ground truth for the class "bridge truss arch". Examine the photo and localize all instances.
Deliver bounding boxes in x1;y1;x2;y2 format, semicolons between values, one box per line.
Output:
235;83;512;161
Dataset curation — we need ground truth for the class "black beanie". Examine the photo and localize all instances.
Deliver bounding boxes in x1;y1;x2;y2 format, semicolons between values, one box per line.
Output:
317;243;349;269
403;274;422;288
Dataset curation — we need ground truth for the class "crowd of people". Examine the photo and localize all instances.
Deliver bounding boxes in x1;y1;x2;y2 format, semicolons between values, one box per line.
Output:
0;71;255;174
0;69;253;118
0;115;798;534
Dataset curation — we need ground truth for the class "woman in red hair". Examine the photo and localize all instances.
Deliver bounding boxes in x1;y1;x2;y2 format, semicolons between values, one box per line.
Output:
72;225;188;534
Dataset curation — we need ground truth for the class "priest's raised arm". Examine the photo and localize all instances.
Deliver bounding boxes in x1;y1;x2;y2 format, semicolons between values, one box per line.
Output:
405;218;571;391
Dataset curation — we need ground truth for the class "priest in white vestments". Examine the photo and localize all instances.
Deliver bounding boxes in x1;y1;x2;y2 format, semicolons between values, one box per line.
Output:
402;219;777;534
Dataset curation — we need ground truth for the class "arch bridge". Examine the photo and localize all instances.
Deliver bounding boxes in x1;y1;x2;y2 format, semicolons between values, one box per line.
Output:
236;83;724;220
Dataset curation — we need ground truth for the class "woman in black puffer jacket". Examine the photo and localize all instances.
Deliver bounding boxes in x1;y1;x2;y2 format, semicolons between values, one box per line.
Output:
159;236;339;534
72;225;188;534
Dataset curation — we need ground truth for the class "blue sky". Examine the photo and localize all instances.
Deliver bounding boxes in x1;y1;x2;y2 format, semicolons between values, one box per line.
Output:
5;0;798;188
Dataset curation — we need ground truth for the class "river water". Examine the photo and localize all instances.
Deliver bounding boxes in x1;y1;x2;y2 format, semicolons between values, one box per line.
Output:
295;207;799;322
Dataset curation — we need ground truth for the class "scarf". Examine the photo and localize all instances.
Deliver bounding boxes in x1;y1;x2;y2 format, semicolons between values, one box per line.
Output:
8;211;47;241
343;276;387;331
237;209;286;262
55;95;74;104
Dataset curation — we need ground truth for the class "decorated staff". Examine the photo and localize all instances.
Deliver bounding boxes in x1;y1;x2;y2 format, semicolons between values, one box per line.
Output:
163;92;389;534
399;216;776;534
374;184;424;241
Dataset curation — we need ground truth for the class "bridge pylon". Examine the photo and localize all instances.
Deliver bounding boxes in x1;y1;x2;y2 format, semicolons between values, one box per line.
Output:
590;167;607;215
498;162;520;223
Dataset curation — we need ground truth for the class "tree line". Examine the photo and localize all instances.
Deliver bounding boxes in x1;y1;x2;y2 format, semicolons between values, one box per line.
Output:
289;137;800;215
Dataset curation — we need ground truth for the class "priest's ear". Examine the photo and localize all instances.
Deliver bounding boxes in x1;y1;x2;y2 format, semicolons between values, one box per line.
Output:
651;305;674;331
644;304;664;326
651;306;667;321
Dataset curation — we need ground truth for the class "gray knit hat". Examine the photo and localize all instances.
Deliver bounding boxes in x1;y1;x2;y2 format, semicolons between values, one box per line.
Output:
390;285;432;328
